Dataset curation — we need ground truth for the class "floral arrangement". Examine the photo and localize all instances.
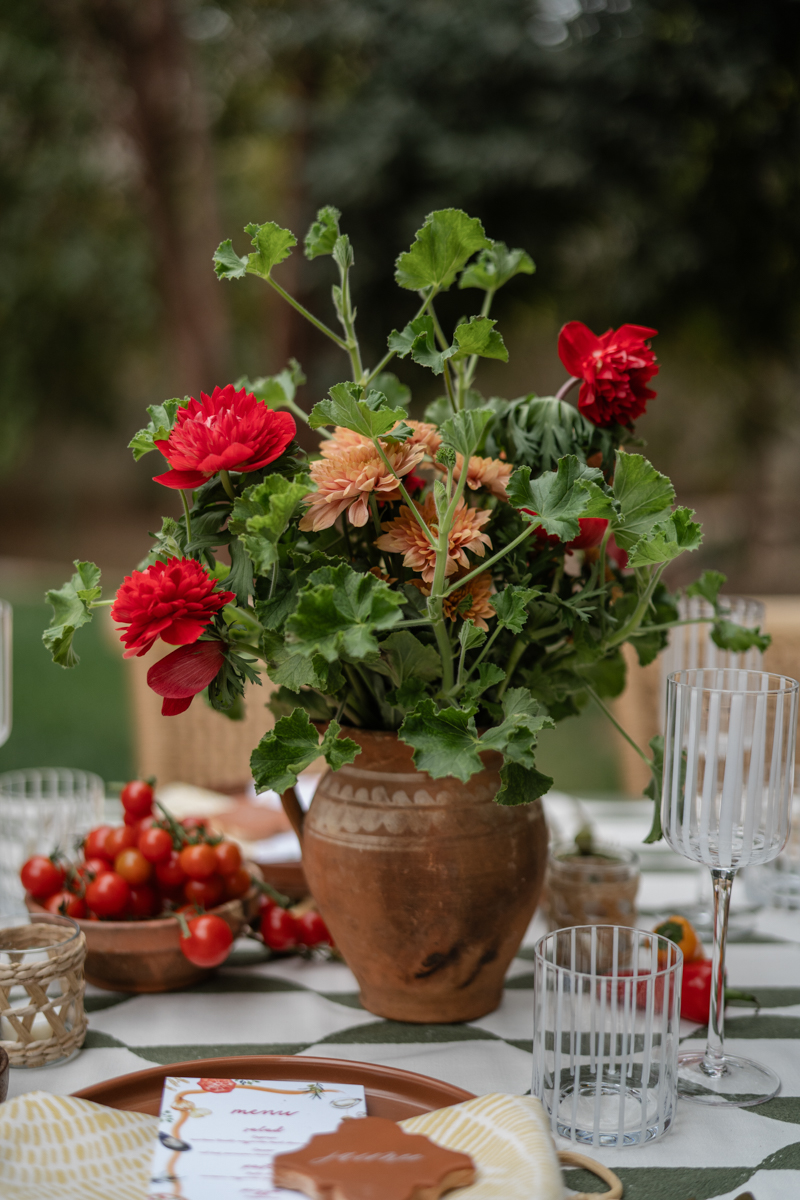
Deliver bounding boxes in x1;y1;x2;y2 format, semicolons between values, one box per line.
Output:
43;208;768;841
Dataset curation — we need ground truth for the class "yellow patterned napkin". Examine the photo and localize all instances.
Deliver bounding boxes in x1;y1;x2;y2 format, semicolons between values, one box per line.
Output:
401;1092;564;1199
0;1089;565;1199
0;1091;157;1200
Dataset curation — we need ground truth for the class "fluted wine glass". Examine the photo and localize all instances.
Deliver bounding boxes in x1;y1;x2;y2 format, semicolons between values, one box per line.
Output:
662;669;798;1105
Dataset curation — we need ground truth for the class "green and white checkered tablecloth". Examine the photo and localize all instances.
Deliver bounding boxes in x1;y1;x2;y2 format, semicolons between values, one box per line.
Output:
9;798;800;1200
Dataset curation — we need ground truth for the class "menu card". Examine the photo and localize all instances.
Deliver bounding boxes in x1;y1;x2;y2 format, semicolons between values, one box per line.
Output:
147;1076;367;1200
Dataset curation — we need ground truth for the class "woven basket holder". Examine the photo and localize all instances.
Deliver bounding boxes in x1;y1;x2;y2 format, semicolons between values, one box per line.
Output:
0;924;88;1068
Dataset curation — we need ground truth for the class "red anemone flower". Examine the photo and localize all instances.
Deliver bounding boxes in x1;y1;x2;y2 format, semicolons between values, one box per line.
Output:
112;558;234;658
147;640;226;716
558;322;659;428
153;384;296;490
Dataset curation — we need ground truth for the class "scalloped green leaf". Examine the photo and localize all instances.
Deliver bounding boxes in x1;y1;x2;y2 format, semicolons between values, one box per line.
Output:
309;382;407;439
304;206;341;259
459;241;535;292
490;585;542;634
287;562;404;662
507;456;603;542
394;209;491;292
43;561;102;668
251;709;359;794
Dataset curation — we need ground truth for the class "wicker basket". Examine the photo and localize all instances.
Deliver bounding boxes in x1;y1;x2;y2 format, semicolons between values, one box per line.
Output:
0;917;88;1068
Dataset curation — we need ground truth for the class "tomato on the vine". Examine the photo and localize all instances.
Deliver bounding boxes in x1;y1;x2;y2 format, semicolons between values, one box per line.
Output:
184;875;224;909
21;856;65;901
223;868;250;900
296;910;332;948
120;780;154;820
105;825;137;860
84;826;113;861
214;841;241;876
127;884;160;919
179;914;233;968
179;843;217;880
85;871;130;918
155;851;186;889
45;890;87;919
138;826;173;865
114;848;152;886
262;906;298;952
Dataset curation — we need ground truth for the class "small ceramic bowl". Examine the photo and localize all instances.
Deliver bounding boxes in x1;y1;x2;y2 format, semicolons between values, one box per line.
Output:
25;877;261;993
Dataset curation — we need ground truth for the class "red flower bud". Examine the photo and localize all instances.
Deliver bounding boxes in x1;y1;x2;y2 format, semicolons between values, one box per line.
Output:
146;640;226;716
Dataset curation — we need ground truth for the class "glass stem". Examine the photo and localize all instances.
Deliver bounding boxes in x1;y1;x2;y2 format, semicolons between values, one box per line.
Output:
704;867;735;1076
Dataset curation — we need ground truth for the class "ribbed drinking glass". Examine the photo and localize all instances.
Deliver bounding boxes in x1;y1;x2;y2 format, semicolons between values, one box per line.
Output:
662;669;799;1105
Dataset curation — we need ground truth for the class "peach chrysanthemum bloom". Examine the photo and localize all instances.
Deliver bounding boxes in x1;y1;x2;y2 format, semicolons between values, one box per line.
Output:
452;453;513;499
413;570;495;631
299;440;425;531
320;419;441;461
375;493;492;583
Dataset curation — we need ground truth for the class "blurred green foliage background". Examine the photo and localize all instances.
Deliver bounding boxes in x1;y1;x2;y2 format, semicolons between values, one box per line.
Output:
1;0;798;788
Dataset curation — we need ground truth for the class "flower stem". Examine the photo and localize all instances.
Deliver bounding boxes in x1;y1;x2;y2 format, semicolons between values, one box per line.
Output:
442;524;534;598
585;683;653;768
555;376;580;401
606;565;664;648
496;635;527;699
220;470;237;502
89;599;114;608
463;289;495;389
180;489;194;543
267;277;349;351
370;440;436;546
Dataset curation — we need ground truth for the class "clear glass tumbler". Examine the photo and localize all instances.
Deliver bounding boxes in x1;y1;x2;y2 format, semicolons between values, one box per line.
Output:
0;768;105;911
532;925;682;1147
662;668;799;1106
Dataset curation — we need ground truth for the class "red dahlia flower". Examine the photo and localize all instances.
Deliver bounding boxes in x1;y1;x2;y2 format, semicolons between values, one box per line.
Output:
112;558;234;658
153;384;296;489
147;640;226;716
558;322;659;428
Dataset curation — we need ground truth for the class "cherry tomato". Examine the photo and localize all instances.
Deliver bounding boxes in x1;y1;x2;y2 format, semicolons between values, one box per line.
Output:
261;905;298;952
45;890;87;919
85;871;131;918
155;851;186;890
120;779;154;820
134;816;158;840
138;826;173;864
20;856;65;901
179;843;217;880
296;910;332;948
184;875;224;909
257;893;276;918
223;867;251;900
198;1078;235;1092
126;884;160;919
105;825;137;859
123;810;140;827
214;841;241;876
84;826;113;861
179;914;233;968
114;848;152;886
181;816;209;834
78;857;111;883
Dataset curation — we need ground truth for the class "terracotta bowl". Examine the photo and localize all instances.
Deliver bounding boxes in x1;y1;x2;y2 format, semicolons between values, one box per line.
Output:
25;877;261;994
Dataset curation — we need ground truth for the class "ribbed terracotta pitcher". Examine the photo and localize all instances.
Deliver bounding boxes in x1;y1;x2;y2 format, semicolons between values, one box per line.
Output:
299;729;548;1023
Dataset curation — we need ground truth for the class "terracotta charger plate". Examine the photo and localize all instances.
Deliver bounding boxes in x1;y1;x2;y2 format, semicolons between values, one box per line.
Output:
73;1055;475;1121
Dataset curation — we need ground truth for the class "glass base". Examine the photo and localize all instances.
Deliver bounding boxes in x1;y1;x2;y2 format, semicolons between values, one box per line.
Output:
677;1050;780;1106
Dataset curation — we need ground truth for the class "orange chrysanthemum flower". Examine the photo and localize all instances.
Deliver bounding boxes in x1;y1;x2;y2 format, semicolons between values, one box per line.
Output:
375;494;492;583
413;570;495;631
452;453;513;499
299;441;425;531
320;419;441;460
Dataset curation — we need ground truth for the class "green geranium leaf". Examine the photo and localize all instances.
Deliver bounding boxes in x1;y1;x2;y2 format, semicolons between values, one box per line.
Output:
711;620;771;654
490;585;542;634
461;663;506;708
458;619;486;653
251;709;359;795
387;315;434;359
386;678;429;712
459;241;535;292
227;540;254;603
481;687;554;766
439;408;495;460
450;316;508;363
579;650;627;699
495;761;554;806
304;206;341;259
237;359;306;408
213;239;248;279
686;570;727;608
610;452;675;552
43;561;102;668
394;209;491;292
242;221;297;278
507;456;603;541
371;372;411;409
309;382;407;439
231;476;311;573
287;562;404;662
398;699;483;782
376;631;441;685
267;644;345;693
128;397;188;461
626;507;703;568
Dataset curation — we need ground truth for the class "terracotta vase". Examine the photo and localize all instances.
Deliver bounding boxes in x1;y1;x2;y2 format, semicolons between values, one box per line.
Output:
299;729;548;1023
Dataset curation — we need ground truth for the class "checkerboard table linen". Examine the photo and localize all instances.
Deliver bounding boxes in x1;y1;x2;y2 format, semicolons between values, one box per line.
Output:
10;797;800;1200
